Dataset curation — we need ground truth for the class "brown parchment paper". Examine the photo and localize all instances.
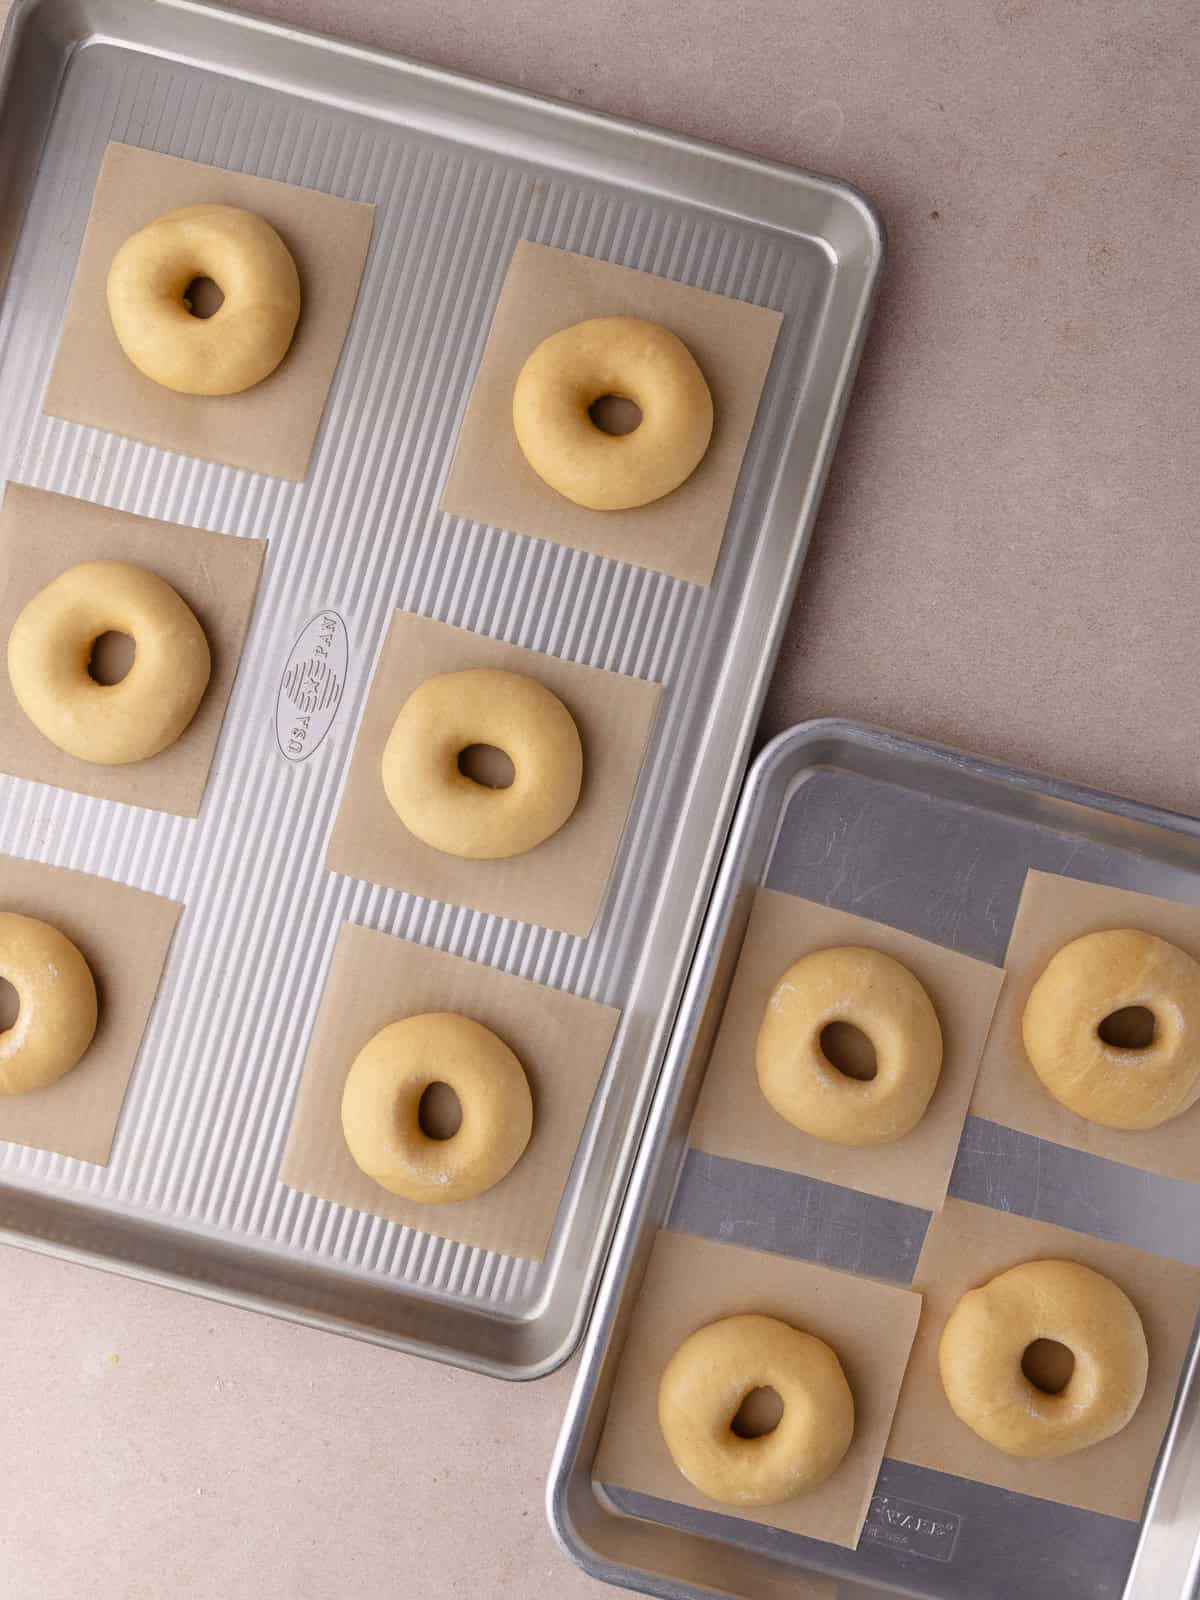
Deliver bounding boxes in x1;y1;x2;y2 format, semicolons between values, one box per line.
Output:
970;870;1200;1182
887;1197;1200;1519
593;1228;922;1549
0;855;181;1166
0;484;266;818
440;240;783;587
326;610;662;936
280;921;620;1260
689;889;1006;1212
43;143;375;481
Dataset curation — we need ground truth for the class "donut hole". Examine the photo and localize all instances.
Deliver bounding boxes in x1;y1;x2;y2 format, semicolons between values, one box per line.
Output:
730;1386;784;1440
1022;1338;1075;1395
87;631;136;686
0;977;18;1032
588;394;643;436
819;1021;878;1082
183;276;225;319
458;744;515;790
1098;1005;1156;1050
417;1081;462;1141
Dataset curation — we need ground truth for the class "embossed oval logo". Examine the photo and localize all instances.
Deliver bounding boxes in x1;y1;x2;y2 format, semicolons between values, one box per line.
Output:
275;611;348;762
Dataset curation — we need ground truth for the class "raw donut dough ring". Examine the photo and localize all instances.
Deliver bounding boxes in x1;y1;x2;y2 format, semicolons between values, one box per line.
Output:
938;1258;1148;1458
0;913;98;1095
1022;928;1200;1130
106;203;301;396
512;315;714;510
340;1012;533;1203
381;668;583;860
756;946;943;1146
8;560;212;766
657;1313;855;1507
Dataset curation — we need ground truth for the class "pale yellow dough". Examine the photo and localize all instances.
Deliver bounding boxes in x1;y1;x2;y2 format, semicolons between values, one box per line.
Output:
381;667;583;860
657;1313;855;1507
8;560;211;766
1022;928;1200;1130
106;203;301;395
938;1259;1148;1459
340;1012;533;1203
755;946;943;1145
0;913;98;1095
512;315;713;510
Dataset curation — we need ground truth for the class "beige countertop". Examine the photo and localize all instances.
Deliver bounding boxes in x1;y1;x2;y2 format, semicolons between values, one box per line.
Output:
2;1;1196;1596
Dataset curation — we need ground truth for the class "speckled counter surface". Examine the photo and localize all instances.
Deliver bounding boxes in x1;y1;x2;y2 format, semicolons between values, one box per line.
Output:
1;2;1195;1596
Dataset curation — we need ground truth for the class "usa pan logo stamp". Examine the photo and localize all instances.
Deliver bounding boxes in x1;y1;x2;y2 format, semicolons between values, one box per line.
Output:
276;611;348;762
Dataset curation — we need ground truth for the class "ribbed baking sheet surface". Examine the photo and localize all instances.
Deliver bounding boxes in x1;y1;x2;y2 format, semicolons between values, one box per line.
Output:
0;18;863;1361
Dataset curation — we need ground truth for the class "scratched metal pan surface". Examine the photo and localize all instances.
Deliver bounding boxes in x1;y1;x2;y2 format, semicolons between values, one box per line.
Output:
549;719;1200;1596
0;1;881;1376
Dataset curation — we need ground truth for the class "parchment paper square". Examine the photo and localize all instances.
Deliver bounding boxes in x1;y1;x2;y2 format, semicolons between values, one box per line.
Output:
970;871;1200;1182
887;1198;1200;1518
326;611;662;936
593;1228;922;1548
0;855;181;1166
280;922;619;1261
440;240;783;586
689;889;1006;1211
43;143;375;481
0;484;266;818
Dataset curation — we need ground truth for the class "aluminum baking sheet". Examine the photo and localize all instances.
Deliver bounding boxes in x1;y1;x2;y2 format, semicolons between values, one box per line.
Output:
0;0;882;1376
549;719;1200;1596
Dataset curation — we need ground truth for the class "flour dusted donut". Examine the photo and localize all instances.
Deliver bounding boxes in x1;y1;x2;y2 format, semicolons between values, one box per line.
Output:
340;1013;533;1203
513;316;713;510
381;668;583;860
1022;929;1200;1130
938;1259;1148;1458
755;947;943;1145
0;913;98;1095
106;204;301;395
8;561;211;765
657;1313;855;1507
